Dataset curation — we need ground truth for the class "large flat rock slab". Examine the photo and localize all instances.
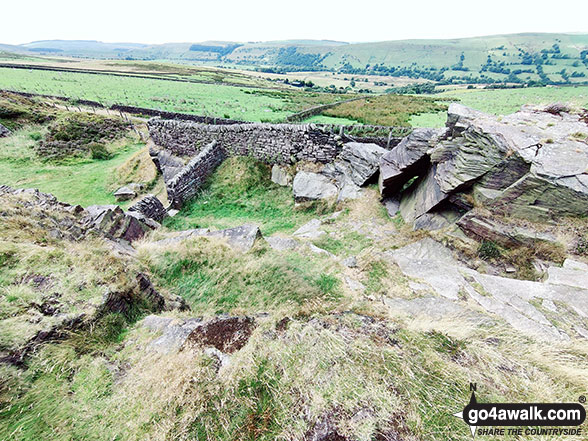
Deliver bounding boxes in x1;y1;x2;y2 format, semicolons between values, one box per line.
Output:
388;238;588;342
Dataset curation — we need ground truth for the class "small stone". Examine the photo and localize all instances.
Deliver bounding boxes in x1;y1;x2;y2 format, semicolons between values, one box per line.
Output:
342;256;358;268
271;164;292;186
113;186;136;201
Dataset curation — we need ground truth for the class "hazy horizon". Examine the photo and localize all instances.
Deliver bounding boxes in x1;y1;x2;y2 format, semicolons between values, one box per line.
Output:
2;0;587;46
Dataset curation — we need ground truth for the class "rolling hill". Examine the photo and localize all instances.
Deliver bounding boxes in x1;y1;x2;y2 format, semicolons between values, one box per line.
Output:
6;33;588;85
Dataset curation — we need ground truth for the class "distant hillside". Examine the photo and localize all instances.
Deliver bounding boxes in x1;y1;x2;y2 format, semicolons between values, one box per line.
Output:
9;33;588;85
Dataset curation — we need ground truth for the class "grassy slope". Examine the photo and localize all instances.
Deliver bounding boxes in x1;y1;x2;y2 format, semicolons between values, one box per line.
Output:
0;126;146;206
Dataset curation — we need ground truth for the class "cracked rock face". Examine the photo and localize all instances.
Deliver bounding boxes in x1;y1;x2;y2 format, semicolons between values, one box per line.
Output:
380;104;588;229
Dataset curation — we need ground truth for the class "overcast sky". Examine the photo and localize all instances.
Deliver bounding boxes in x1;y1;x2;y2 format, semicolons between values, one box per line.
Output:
2;0;587;45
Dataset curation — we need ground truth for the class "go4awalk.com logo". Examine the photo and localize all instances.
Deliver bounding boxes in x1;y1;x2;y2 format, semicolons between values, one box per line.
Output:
453;384;586;437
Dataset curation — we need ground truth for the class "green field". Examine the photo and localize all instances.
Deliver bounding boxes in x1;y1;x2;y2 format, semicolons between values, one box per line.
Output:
0;67;346;122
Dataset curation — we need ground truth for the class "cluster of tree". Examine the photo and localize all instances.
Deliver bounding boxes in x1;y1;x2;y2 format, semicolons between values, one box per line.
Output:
188;44;243;56
274;47;329;70
385;83;438;94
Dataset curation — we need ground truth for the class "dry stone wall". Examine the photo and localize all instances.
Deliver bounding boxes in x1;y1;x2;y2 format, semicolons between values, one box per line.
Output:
148;118;341;164
166;141;227;208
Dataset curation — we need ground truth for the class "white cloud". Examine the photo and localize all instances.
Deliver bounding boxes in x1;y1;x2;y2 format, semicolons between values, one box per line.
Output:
2;0;587;45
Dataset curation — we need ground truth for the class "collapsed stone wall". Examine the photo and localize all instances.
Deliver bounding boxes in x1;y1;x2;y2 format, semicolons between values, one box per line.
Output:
166;141;227;208
148;118;341;164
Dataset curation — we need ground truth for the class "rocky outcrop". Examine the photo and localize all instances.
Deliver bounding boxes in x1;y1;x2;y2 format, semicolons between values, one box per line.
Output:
379;104;588;233
379;128;445;197
337;142;388;186
387;238;588;342
0;122;11;138
457;212;559;247
128;194;167;223
84;204;159;243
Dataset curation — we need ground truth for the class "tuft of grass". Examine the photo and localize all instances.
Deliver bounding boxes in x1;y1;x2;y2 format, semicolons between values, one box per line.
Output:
477;240;502;260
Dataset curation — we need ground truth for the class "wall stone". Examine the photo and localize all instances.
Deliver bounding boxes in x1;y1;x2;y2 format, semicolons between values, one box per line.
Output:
166;141;227;208
148;118;342;164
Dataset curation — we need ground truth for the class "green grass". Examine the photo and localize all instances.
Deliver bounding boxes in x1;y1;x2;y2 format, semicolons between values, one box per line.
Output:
323;94;448;126
439;85;588;115
0;125;144;206
142;239;340;314
412;85;588;126
301;114;360;125
164;156;324;235
0;67;345;123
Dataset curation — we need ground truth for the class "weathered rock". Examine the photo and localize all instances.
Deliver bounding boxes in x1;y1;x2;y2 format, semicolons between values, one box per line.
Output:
293;219;324;239
271;164;292;186
342;256;358;268
383;197;400;218
206;223;262;252
146;317;203;354
184;316;256;354
443;103;588;220
153;224;261;252
0;122;11;138
265;236;300;251
379;128;444;197
337;181;363;201
388;238;588;342
137;273;165;312
157;150;185;182
113;186;137;201
84;204;159;243
546;259;588;290
457;212;559;247
384;296;490;323
293;171;338;201
412;208;460;231
128;194;167;222
399;165;448;224
388;238;466;300
339;142;388;186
